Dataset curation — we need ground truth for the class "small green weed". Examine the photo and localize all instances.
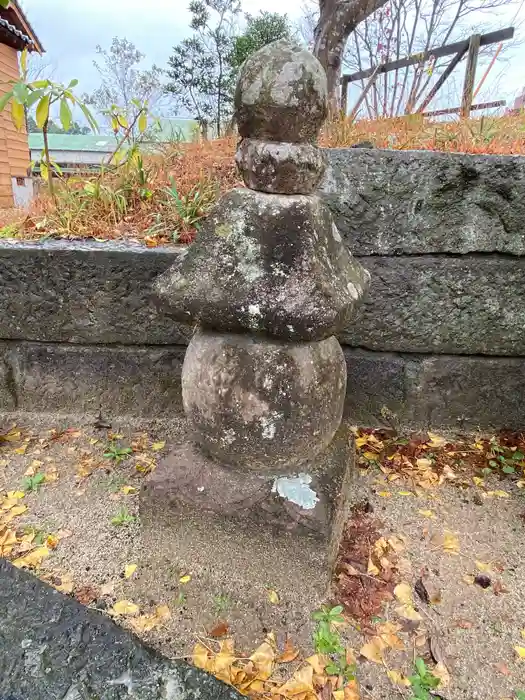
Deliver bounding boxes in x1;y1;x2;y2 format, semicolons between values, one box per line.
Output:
213;593;232;615
483;437;524;476
312;605;355;681
23;525;49;544
515;692;525;700
408;658;440;699
22;472;46;492
175;591;187;606
104;474;128;493
0;222;20;238
104;442;133;464
110;507;136;526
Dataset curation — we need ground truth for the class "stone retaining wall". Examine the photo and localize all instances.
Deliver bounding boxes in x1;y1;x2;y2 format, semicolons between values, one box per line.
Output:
1;147;525;430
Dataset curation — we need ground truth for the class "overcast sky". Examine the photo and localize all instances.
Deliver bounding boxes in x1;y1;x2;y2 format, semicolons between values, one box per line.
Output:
18;0;525;114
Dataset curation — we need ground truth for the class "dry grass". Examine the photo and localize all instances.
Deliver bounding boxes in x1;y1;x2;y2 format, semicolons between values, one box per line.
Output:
1;113;524;245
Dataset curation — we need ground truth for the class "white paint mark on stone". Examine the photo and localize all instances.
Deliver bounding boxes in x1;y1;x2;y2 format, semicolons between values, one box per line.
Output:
346;282;359;300
272;473;319;510
248;304;262;317
331;223;342;242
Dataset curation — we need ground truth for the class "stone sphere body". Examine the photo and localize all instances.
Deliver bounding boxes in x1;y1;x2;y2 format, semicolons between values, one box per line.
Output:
182;329;346;472
234;39;328;143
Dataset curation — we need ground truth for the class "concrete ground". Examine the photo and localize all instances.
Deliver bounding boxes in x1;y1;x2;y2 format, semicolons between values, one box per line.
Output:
0;412;524;700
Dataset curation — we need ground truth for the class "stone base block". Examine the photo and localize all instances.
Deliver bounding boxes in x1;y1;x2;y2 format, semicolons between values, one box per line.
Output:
139;425;355;604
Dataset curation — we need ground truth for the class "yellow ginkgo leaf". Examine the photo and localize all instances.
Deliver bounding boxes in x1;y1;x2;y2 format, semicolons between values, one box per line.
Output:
111;599;140;616
12;546;49;569
275;664;314;696
179;574;191;584
387;670;411;687
193;642;211;670
121;485;137;495
378;491;392;497
250;641;275;680
268;588;280;604
394;582;413;606
124;563;137;579
359;636;385;663
152;441;166;451
475;561;491;573
515;646;525;659
419;509;435;519
427;432;447;447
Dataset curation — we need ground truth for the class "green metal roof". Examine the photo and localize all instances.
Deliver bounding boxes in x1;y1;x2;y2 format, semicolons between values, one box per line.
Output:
28;119;199;153
28;134;118;152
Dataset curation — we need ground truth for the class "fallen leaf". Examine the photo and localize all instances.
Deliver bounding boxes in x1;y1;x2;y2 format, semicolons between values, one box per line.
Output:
124;563;138;579
472;476;484;486
427;432;447;447
131;604;171;633
475;560;492;573
9;504;27;517
121;485;137;495
418;509;435;519
193;642;211;670
75;584;99;605
306;654;328;675
111;599;140;616
359;637;385;663
12;546;49;569
486;490;510;499
268;589;280;604
397;491;414;496
151;441;166;451
462;574;475;585
431;530;460;555
46;534;59;549
493;580;508;596
100;582;115;597
514;646;525;659
387;670;411;687
179;574;191;584
416;458;433;470
250;641;275;680
276;664;314;696
433;661;450;687
394;582;422;621
378;491;391;498
209;621;230;638
494;661;511;675
278;638;300;663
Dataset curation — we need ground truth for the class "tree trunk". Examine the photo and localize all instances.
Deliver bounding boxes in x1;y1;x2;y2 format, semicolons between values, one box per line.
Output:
313;0;390;114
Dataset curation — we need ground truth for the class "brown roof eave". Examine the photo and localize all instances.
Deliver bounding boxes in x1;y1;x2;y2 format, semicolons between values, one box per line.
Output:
5;0;44;53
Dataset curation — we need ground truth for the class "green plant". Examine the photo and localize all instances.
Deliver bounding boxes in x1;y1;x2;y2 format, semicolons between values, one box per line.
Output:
312;605;355;681
104;442;133;464
104;474;128;493
213;593;232;615
0;223;20;238
0;48;97;200
23;525;50;545
110;507;136;526
22;472;46;492
312;605;345;654
515;691;525;700
175;591;187;606
408;658;440;700
484;437;524;475
164;176;217;231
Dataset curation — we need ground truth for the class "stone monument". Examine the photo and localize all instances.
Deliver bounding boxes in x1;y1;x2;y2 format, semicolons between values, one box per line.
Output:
140;40;370;602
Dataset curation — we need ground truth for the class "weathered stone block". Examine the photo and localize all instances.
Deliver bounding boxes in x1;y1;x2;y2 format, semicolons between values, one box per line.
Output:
236;139;326;194
183;330;346;471
321;148;525;255
0;240;182;345
11;342;185;416
0;343;15;412
344;348;412;426
345;256;525;355
155;189;369;342
0;558;242;700
235;40;328;144
414;355;525;430
140;426;355;604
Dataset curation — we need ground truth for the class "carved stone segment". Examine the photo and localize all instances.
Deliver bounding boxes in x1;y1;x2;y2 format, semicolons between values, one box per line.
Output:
182;329;346;472
154;189;370;342
235;139;327;194
234;39;328;144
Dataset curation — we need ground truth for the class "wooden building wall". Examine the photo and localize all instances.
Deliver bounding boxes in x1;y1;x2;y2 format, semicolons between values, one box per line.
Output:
0;43;30;208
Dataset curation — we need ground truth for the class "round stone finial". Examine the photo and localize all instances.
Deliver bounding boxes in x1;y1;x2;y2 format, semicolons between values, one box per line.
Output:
234;39;328;144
